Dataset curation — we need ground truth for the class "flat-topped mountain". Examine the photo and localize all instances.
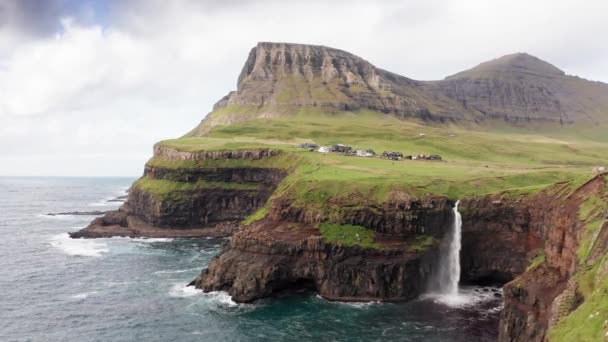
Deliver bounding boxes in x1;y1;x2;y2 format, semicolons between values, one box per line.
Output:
190;42;608;135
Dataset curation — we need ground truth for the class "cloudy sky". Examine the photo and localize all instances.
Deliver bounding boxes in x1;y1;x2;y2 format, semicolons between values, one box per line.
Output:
1;0;607;176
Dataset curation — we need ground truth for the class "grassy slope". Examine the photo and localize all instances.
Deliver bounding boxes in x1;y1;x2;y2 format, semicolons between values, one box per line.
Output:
161;107;607;203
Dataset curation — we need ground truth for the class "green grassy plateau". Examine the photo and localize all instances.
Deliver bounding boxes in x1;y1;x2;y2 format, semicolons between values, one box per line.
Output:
154;107;607;204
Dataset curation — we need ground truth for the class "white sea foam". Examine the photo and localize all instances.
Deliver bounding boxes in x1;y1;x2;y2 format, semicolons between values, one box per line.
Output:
37;213;82;221
154;268;200;275
107;236;174;243
169;283;203;298
71;291;98;299
421;286;502;308
168;283;238;307
50;233;109;257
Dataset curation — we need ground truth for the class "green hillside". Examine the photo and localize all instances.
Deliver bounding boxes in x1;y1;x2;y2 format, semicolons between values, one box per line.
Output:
156;108;608;202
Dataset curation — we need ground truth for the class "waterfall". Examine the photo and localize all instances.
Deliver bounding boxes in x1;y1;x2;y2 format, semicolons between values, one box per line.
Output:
438;200;462;296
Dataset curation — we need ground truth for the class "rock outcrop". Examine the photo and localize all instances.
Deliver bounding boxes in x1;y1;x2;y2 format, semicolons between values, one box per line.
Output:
194;218;444;303
70;147;287;238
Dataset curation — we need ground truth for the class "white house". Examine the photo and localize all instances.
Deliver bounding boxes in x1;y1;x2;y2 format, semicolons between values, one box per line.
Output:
355;149;373;157
318;146;331;153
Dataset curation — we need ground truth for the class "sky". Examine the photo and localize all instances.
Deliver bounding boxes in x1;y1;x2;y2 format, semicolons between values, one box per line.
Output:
1;0;607;176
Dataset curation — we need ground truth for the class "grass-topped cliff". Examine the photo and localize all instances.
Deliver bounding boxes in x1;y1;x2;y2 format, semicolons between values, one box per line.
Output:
147;109;607;205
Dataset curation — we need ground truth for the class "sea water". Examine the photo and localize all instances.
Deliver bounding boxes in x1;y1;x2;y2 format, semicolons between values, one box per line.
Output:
0;177;502;341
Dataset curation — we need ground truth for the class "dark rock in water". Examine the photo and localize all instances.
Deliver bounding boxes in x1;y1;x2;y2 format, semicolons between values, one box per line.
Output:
494;292;501;298
69;209;240;239
107;195;128;202
47;210;109;216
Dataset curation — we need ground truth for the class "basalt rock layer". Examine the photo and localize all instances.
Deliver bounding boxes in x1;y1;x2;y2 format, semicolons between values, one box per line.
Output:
193;193;548;303
194;218;445;303
70;147;287;238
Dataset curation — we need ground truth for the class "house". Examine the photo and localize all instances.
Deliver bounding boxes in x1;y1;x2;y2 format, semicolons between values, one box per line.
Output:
318;146;331;153
382;151;403;160
419;133;426;137
331;144;352;153
355;149;374;157
298;142;318;149
428;154;442;160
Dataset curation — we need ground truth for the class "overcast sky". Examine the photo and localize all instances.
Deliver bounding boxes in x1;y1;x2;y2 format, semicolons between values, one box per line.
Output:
1;0;607;176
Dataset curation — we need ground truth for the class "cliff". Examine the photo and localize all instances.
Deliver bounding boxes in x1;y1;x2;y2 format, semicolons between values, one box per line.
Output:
70;145;289;238
189;43;608;135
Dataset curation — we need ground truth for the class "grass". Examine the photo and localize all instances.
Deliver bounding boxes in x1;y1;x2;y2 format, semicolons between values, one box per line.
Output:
549;262;608;342
149;108;608;207
242;206;269;225
132;176;260;200
527;251;546;271
408;235;436;252
318;222;380;249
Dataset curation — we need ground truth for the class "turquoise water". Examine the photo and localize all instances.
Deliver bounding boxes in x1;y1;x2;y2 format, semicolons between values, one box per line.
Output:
0;177;502;341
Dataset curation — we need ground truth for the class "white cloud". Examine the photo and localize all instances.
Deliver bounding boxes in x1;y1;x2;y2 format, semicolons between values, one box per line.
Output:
0;0;607;176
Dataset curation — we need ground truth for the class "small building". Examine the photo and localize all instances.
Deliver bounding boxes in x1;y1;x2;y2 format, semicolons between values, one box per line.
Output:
594;166;607;174
318;146;331;153
419;133;426;137
332;144;352;153
428;154;442;160
382;151;403;160
298;142;318;149
355;149;374;157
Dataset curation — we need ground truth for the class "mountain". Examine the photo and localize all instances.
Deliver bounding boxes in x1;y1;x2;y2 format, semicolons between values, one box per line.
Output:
190;43;608;135
435;52;608;124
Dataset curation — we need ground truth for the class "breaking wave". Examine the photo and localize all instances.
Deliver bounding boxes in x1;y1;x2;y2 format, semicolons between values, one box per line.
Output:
50;233;109;257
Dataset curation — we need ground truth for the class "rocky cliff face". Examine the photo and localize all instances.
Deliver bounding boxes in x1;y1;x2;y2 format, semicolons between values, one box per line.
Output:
71;147;287;238
190;43;608;135
193;192;549;303
498;175;608;342
194;218;445;303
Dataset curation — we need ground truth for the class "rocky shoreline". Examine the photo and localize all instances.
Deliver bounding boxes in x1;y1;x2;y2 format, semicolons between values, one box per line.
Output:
69;209;239;239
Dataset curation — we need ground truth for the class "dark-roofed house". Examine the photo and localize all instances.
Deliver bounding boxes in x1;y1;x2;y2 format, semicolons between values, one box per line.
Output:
332;144;352;153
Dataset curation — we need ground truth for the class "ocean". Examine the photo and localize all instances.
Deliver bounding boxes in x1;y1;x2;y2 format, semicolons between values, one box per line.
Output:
0;177;502;342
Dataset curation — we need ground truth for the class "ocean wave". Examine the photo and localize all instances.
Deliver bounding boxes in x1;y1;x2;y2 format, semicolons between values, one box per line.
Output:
169;283;203;298
71;291;99;300
49;233;109;257
168;283;238;307
105;236;174;243
37;213;83;221
154;268;200;275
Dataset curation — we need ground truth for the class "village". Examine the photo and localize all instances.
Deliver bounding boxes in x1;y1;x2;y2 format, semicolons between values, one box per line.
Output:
297;143;443;161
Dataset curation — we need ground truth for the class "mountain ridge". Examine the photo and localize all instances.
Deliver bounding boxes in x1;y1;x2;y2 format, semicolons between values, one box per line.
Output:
191;42;608;136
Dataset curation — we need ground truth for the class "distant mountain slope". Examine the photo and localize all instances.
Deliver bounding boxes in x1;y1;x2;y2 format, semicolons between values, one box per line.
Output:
433;53;608;124
190;42;608;135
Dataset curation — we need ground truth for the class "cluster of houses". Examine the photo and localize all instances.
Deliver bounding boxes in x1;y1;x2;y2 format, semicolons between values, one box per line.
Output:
297;143;442;161
382;151;442;161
